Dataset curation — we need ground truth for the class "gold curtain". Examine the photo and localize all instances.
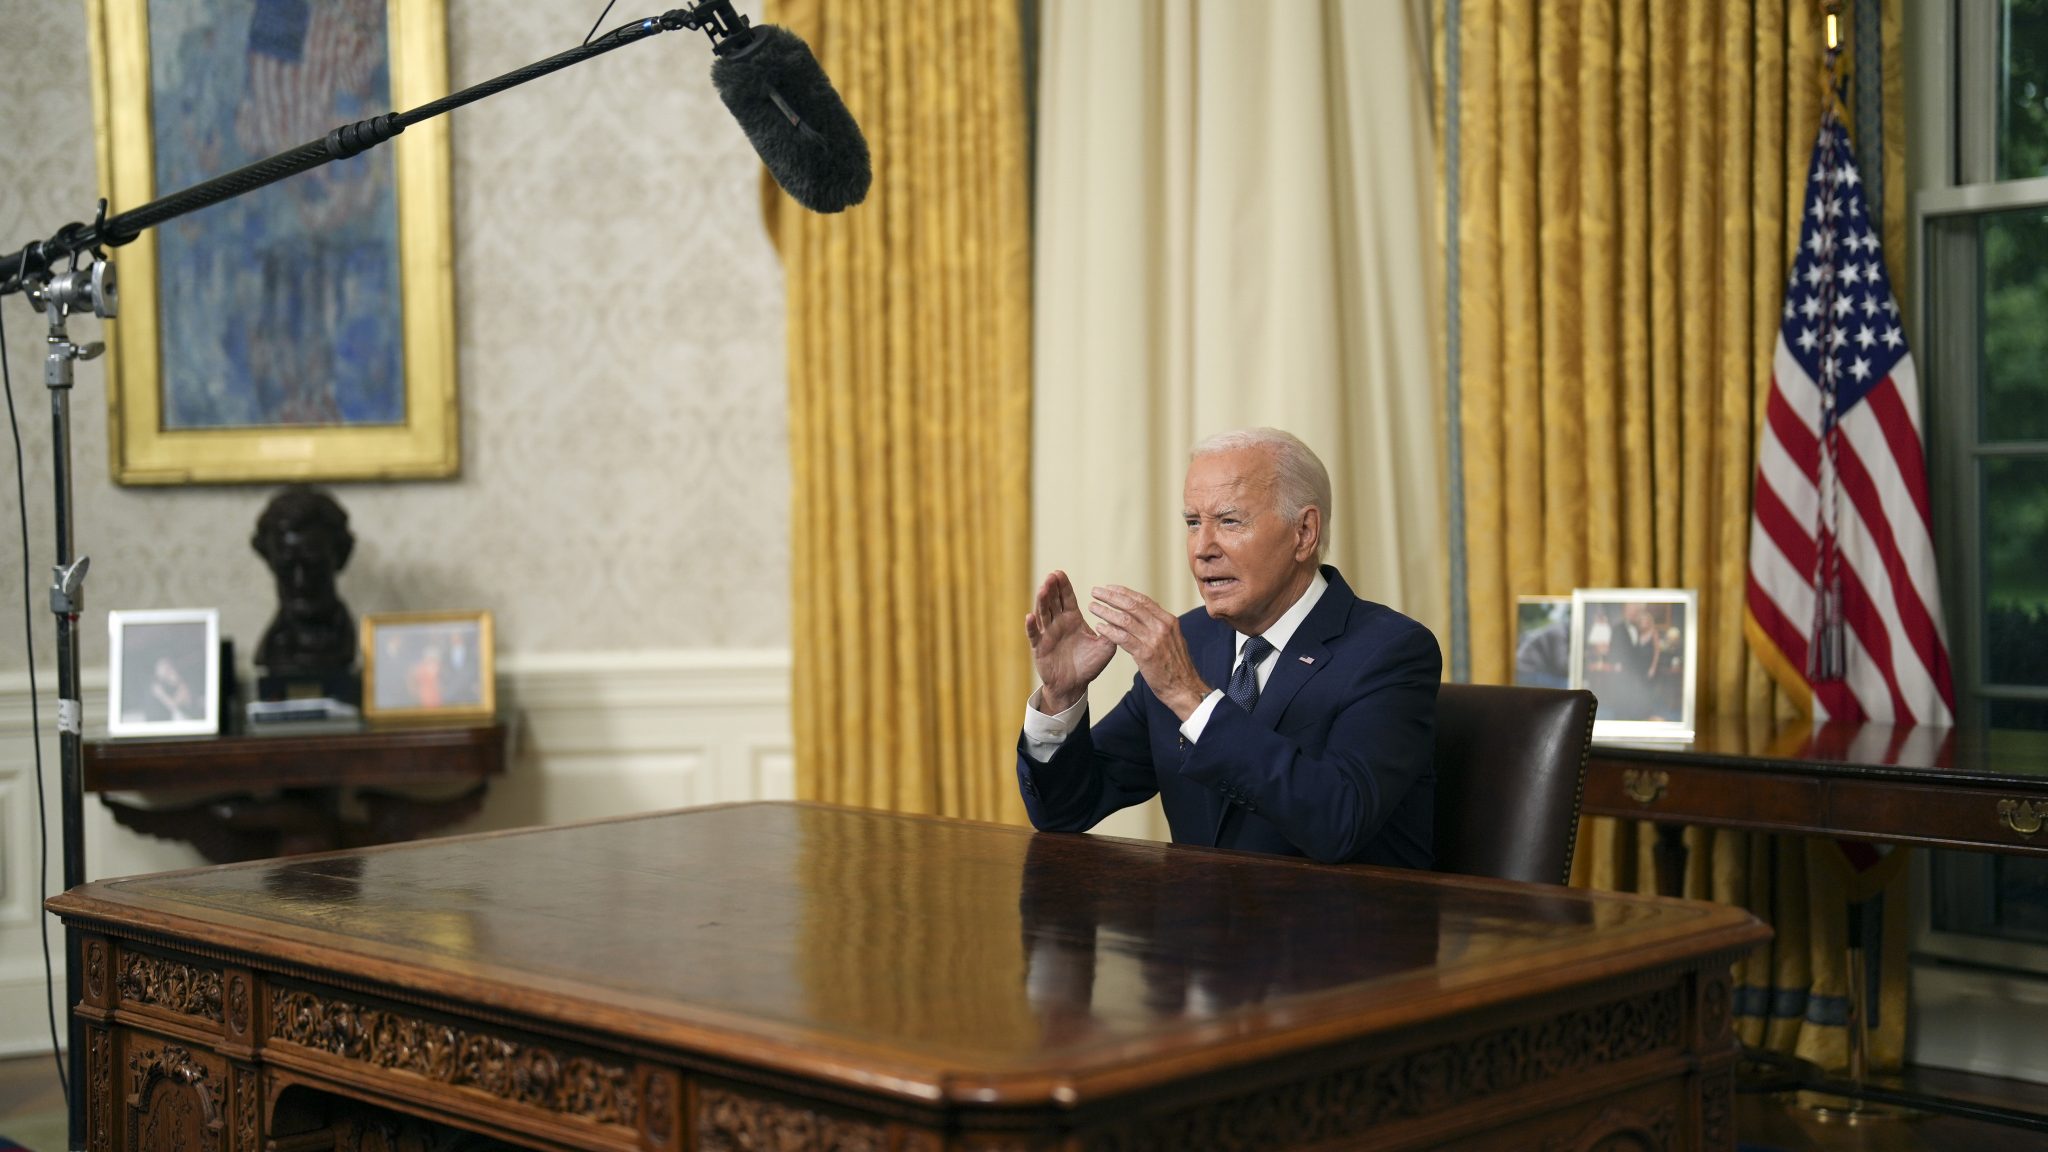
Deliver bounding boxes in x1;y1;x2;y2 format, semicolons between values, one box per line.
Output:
767;0;1033;824
1448;0;1908;1070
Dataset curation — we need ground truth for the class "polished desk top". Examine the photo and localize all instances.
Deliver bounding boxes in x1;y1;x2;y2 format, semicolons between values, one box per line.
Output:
1595;713;2048;786
52;802;1765;1108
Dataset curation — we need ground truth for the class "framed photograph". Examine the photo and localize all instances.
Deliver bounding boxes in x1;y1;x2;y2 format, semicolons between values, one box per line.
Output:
1569;589;1699;741
108;608;221;737
1512;595;1573;688
362;611;494;723
86;0;457;484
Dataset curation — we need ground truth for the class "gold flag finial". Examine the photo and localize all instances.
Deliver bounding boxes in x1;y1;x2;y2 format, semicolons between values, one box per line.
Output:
1824;0;1842;50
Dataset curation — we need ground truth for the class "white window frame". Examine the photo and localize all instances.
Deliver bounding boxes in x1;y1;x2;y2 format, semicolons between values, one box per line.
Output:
1910;1;2048;726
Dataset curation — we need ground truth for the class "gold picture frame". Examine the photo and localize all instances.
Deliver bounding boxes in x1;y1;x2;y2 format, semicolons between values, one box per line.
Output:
85;0;457;484
361;610;495;724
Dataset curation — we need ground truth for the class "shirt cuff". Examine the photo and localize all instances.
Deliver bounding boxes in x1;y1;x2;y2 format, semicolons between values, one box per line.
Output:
1179;690;1225;744
1022;688;1089;763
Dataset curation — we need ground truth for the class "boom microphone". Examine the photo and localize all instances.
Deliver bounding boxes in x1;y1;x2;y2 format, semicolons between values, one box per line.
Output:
710;24;871;214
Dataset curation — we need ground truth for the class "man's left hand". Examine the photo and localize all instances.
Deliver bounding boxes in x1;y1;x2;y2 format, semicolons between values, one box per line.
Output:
1089;585;1211;720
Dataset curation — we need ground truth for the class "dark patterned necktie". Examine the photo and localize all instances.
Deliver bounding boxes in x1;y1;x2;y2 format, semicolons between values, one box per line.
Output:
1226;636;1274;714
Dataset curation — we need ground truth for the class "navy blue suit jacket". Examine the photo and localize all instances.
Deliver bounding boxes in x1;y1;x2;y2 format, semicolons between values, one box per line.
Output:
1017;566;1441;866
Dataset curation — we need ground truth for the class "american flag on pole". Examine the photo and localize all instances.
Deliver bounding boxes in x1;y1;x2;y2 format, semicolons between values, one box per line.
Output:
1744;80;1955;726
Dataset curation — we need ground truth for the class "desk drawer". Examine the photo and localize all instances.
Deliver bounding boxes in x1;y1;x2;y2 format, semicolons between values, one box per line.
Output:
1584;760;1824;829
1828;780;2048;853
113;1026;235;1152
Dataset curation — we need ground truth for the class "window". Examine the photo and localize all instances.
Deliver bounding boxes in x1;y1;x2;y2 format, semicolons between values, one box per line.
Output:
1999;0;2048;180
1908;7;2048;1087
1918;1;2048;732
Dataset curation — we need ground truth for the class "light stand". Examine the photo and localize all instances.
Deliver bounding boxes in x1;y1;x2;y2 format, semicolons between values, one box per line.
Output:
0;6;754;1151
23;257;111;1152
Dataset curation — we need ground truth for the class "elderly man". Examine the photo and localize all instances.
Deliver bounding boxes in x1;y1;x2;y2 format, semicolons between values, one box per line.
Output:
1019;429;1441;866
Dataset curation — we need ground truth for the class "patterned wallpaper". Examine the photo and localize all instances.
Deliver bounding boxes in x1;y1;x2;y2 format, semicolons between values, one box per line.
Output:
0;2;790;675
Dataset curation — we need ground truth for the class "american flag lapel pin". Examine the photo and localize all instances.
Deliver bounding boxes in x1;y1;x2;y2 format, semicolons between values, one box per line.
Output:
1299;655;1315;665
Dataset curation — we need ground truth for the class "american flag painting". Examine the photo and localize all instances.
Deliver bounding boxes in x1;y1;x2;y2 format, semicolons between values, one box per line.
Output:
1745;85;1955;725
149;0;401;429
236;0;384;162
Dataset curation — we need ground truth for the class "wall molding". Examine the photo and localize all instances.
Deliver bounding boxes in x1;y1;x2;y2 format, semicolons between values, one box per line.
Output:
0;648;794;1056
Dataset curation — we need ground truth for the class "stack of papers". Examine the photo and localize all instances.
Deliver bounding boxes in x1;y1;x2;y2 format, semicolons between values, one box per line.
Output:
245;698;361;730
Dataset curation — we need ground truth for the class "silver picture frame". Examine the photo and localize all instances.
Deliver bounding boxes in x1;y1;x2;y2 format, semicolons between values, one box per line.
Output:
108;608;221;737
1568;588;1698;742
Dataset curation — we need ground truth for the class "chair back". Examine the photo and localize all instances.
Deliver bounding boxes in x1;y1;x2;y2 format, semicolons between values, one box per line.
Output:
1432;683;1596;886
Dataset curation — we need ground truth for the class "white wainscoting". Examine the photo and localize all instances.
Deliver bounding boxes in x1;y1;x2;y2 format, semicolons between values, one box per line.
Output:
0;648;793;1056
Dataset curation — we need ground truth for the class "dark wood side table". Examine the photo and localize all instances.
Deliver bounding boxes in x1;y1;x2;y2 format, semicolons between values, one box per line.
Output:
83;721;510;863
1582;714;2048;1130
1584;715;2048;895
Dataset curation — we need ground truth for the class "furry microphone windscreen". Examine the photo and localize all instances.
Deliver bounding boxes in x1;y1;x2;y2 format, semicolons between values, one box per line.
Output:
711;25;872;214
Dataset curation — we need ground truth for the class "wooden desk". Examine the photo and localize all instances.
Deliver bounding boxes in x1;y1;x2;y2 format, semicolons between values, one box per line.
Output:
49;802;1766;1152
84;722;509;863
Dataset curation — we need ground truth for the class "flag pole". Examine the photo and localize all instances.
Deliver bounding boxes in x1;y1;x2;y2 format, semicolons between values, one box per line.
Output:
1811;3;1849;689
1794;0;1919;1125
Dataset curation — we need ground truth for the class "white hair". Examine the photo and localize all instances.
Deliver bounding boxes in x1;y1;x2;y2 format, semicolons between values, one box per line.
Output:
1190;427;1332;560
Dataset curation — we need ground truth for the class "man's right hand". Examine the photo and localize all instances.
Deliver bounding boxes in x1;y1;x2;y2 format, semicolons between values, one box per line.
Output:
1026;570;1115;714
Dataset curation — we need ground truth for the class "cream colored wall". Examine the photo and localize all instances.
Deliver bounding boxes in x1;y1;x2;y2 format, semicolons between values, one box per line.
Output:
0;3;789;675
0;4;794;1053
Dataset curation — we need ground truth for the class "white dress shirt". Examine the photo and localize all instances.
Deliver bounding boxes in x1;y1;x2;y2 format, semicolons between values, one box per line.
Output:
1022;571;1329;762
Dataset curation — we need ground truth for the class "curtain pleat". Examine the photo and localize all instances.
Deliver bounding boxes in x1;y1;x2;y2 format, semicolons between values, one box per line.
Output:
771;0;1032;825
1578;0;1619;592
1457;0;1506;678
1536;3;1580;594
1448;0;1911;1071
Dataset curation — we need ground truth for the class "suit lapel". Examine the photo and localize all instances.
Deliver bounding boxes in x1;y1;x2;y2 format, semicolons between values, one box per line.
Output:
1254;567;1353;727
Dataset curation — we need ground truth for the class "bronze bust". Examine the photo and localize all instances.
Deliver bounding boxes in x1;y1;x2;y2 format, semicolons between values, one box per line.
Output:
253;486;357;679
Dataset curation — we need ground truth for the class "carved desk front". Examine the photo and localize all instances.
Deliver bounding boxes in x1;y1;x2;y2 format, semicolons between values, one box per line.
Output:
50;802;1767;1152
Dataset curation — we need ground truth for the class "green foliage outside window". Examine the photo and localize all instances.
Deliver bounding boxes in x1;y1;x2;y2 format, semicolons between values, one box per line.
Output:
1972;3;2048;730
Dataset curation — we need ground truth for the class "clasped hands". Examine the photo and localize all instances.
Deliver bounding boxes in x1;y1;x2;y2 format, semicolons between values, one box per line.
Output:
1026;571;1210;721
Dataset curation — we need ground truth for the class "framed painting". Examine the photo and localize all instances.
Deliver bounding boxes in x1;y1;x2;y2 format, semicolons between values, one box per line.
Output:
86;0;456;484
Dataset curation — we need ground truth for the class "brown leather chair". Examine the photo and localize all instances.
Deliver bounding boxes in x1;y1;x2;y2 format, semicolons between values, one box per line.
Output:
1432;683;1597;886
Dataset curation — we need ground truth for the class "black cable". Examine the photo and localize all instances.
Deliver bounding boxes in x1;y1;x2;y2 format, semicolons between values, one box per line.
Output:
584;0;621;45
1;298;69;1103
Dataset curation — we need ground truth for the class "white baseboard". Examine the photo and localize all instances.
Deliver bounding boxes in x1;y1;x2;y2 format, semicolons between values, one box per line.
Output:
0;649;793;1054
0;967;66;1059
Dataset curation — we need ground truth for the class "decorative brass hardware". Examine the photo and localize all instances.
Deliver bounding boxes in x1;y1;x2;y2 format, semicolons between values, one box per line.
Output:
1997;799;2048;837
1622;769;1669;806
